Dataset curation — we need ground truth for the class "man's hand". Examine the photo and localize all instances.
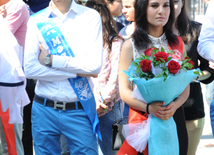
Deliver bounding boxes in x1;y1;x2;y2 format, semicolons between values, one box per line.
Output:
77;73;98;78
0;5;7;18
38;44;52;66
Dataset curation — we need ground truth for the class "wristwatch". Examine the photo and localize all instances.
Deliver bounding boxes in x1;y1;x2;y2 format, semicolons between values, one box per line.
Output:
44;54;51;66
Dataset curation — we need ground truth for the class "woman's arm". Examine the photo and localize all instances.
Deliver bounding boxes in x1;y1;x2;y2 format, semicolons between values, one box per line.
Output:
98;39;124;103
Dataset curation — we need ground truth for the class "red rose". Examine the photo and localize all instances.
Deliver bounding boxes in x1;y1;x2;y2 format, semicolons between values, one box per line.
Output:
168;60;181;74
187;60;194;70
144;47;158;56
140;59;152;73
184;57;194;70
154;51;169;62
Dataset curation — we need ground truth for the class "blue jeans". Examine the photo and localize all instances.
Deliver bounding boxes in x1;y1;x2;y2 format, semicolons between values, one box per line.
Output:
210;97;214;135
31;101;98;155
98;100;123;155
123;103;129;117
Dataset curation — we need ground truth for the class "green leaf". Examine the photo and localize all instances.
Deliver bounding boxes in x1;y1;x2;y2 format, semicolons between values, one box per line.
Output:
156;72;164;78
145;56;150;59
167;57;172;62
201;71;205;76
164;69;169;76
160;58;165;63
153;49;159;53
161;47;165;52
194;71;200;76
163;74;167;81
132;61;138;67
168;50;174;54
136;65;141;73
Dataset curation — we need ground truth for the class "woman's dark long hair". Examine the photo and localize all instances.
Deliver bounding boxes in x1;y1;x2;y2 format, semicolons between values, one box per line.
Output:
85;0;121;51
132;0;178;50
175;0;199;44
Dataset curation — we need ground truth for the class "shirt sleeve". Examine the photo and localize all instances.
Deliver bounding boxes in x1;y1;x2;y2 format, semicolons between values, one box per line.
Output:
51;13;103;75
198;0;214;62
100;39;123;103
198;53;214;84
24;17;77;81
5;3;27;36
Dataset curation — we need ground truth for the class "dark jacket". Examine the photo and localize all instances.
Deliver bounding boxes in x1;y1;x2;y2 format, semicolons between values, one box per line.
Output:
23;0;50;13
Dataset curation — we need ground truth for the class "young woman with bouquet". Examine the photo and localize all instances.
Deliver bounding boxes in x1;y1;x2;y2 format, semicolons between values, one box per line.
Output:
85;0;124;155
118;0;191;154
173;0;214;154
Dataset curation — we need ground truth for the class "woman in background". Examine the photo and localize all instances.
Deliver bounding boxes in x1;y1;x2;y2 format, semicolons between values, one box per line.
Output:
173;0;214;154
85;0;124;155
119;0;135;39
105;0;124;32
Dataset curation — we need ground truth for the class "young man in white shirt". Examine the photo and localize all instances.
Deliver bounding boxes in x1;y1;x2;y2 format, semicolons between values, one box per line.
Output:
24;0;103;154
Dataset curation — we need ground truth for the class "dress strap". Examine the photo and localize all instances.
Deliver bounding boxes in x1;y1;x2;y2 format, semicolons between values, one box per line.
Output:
168;36;183;61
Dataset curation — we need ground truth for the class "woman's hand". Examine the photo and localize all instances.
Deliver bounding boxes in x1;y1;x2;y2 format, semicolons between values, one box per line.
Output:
95;93;108;114
96;102;108;114
0;5;7;18
148;101;167;117
156;101;177;120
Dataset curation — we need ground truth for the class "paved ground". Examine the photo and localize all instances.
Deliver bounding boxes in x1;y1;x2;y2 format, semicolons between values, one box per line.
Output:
196;84;214;155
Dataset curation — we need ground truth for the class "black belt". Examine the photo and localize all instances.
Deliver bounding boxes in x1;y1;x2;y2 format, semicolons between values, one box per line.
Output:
33;95;83;110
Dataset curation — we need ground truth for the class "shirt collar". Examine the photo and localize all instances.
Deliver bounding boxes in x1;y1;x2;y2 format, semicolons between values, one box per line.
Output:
47;0;79;18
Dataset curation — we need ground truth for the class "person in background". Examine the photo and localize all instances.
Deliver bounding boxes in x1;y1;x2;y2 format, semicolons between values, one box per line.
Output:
119;0;135;39
197;0;214;62
23;0;50;14
198;0;214;141
203;0;210;13
114;14;130;27
85;0;124;155
173;0;214;154
0;0;29;155
105;0;124;32
118;0;136;117
0;5;7;18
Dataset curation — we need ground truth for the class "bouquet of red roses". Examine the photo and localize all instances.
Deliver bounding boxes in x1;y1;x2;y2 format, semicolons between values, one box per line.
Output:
122;47;200;155
131;46;197;81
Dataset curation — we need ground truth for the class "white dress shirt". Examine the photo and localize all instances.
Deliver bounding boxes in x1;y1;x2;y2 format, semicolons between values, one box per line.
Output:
24;0;103;102
0;15;30;123
198;0;214;62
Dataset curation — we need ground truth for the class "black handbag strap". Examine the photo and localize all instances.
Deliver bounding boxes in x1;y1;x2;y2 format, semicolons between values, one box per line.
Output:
114;116;129;125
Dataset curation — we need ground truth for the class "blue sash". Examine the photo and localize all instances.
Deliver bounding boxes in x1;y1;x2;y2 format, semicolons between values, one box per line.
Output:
32;8;102;140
